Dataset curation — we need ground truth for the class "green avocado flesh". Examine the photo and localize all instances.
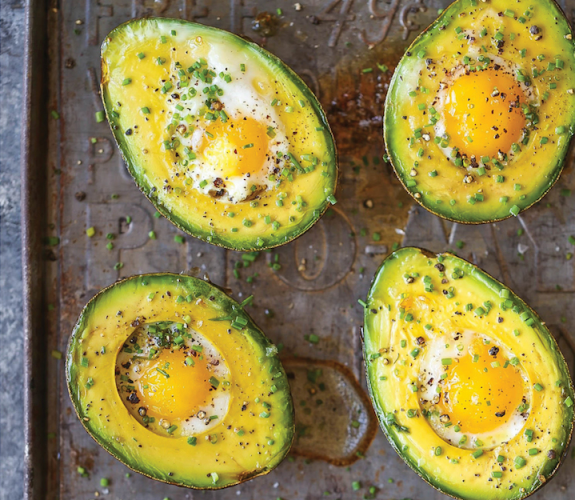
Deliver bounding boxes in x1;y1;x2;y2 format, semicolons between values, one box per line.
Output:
66;274;294;489
101;18;337;251
384;0;575;223
363;247;574;500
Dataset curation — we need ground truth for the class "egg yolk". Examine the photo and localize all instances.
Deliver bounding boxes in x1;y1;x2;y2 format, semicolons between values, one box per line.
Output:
436;339;524;435
136;348;212;420
443;69;526;159
198;116;269;177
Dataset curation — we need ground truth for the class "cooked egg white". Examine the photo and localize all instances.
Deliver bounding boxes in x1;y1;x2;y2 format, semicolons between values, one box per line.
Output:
115;321;230;437
418;330;529;450
162;49;291;204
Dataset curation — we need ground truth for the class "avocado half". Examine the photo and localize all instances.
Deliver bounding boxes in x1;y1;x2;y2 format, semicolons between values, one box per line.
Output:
362;247;574;500
100;18;337;251
384;0;575;223
66;274;294;489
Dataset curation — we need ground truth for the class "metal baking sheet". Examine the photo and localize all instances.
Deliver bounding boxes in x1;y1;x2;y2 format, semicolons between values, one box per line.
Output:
22;0;575;499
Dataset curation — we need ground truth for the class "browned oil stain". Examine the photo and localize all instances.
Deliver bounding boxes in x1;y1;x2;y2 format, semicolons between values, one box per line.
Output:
284;357;378;466
318;45;415;248
251;11;279;38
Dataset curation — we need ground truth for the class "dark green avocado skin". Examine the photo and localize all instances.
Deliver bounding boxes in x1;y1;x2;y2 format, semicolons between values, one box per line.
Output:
384;0;575;224
67;273;295;489
101;18;338;251
363;246;575;500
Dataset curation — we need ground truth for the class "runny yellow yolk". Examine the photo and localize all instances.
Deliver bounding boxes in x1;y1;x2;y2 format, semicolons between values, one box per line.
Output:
436;339;524;434
443;69;526;159
198;116;269;177
136;348;212;420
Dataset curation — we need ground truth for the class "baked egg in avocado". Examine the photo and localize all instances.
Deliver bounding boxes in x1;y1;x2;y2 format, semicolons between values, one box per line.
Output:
384;0;575;223
363;247;574;500
66;274;294;489
100;18;337;251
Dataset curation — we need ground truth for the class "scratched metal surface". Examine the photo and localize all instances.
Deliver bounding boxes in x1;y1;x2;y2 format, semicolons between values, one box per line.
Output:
28;0;575;499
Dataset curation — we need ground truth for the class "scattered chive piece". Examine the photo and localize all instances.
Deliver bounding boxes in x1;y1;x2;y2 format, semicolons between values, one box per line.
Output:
472;449;484;459
95;111;105;123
